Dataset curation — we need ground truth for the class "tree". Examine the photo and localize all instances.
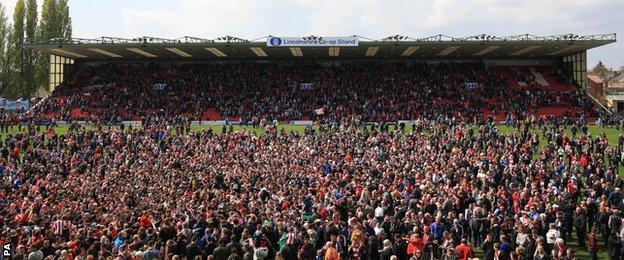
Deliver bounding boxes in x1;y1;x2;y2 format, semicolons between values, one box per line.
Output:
591;61;609;79
0;2;11;95
57;0;71;38
11;0;25;96
39;0;57;40
40;0;72;39
37;0;73;93
619;64;624;74
25;0;36;41
0;0;74;97
24;0;37;93
37;0;57;93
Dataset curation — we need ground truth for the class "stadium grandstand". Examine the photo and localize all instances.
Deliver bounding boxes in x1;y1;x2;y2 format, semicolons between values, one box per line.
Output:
24;33;616;124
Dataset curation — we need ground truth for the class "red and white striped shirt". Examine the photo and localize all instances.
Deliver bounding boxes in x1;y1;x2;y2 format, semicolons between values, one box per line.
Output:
52;219;70;236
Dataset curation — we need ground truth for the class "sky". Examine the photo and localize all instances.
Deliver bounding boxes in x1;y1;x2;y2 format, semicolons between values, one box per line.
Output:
1;0;623;69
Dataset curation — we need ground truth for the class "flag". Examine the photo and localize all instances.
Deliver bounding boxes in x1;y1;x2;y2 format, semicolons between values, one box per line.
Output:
321;162;332;176
113;237;124;249
314;108;325;115
154;130;165;140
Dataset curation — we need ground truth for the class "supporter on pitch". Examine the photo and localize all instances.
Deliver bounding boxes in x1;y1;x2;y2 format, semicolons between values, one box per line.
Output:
2;117;624;260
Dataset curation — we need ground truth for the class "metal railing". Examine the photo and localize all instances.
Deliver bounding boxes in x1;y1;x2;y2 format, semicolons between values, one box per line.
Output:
25;33;616;45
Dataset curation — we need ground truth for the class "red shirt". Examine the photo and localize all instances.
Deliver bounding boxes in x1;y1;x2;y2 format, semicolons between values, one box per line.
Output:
344;153;352;163
355;186;363;197
32;234;44;248
455;244;473;260
67;240;78;249
407;238;424;255
15;213;28;224
110;228;118;238
588;233;597;251
281;199;291;210
139;215;152;228
567;181;577;194
319;207;328;219
580;155;588;168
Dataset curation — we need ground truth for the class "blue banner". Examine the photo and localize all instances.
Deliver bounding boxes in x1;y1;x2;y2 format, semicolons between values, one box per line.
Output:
154;83;166;90
299;83;314;90
465;82;478;90
267;36;359;47
0;98;29;111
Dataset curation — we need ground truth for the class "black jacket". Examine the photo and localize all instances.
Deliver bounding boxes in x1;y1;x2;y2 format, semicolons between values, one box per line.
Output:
280;244;298;260
608;234;621;257
481;241;494;260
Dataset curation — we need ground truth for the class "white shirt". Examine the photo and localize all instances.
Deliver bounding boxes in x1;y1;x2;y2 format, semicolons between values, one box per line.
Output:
374;207;384;218
516;232;529;246
546;228;560;244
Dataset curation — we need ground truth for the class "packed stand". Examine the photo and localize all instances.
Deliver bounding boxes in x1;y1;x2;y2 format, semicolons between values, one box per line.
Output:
31;62;598;123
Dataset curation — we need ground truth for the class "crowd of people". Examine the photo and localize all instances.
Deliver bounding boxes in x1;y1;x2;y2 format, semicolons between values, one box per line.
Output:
1;115;624;260
512;70;537;86
2;61;619;260
31;62;597;123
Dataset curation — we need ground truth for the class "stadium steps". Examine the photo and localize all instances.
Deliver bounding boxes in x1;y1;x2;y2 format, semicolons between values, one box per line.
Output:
496;66;575;92
536;68;573;92
530;68;549;86
585;91;613;115
515;67;532;87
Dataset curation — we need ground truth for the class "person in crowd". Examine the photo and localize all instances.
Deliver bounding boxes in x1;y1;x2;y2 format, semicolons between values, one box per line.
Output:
588;227;598;260
454;239;473;260
608;228;622;260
